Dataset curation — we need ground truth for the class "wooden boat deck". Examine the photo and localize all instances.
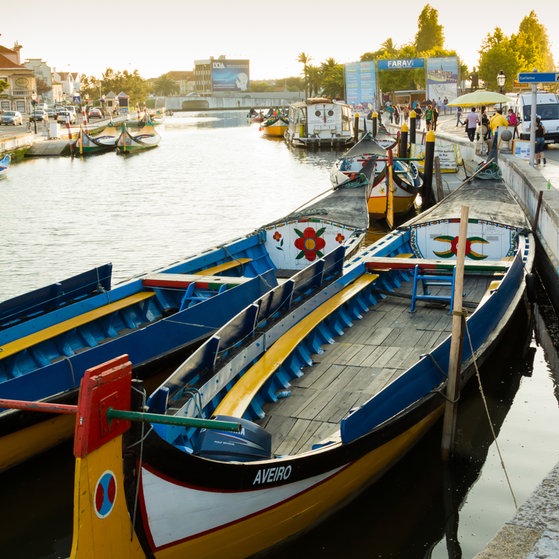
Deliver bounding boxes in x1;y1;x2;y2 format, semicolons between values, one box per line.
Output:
258;273;494;456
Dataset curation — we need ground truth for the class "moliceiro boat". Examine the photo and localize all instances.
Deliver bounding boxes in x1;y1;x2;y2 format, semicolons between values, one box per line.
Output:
73;125;119;155
64;174;534;558
116;121;161;153
0;172;371;472
331;131;422;220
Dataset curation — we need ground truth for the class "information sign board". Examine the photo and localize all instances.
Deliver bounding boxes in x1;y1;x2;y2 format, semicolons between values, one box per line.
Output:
518;72;559;83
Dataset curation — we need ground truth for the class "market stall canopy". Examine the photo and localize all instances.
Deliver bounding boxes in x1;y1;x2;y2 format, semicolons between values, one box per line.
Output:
448;90;511;107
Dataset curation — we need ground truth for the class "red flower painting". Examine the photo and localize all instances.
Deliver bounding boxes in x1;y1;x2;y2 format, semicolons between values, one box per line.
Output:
294;227;326;261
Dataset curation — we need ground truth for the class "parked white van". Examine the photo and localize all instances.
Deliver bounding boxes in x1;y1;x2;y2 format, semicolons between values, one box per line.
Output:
511;91;559;144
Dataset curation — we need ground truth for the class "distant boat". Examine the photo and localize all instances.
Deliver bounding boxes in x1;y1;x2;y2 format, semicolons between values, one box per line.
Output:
0;154;10;177
259;115;289;138
116;121;160;153
331;132;422;219
285;97;354;149
73;126;118;156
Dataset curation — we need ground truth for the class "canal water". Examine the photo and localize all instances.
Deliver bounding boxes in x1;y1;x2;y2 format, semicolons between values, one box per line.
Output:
0;111;558;558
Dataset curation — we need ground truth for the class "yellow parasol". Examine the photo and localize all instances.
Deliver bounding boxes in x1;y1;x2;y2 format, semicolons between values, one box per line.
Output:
447;90;510;107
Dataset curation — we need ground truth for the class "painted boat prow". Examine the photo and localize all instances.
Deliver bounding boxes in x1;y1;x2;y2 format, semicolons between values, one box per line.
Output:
69;355;144;559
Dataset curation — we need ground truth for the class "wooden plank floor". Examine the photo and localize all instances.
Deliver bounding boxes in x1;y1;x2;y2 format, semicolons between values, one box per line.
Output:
259;273;495;456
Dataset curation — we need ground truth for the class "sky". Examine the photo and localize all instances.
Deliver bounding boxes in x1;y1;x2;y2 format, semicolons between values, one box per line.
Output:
1;0;558;81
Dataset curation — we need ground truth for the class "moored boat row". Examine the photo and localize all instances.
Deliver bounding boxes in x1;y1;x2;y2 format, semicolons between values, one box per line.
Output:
62;169;535;559
0;171;372;472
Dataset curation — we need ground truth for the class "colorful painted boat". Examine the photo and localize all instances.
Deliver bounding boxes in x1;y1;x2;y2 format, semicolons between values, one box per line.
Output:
0;173;372;472
259;115;289;138
116;122;161;153
73;125;118;155
331;132;422;219
60;174;533;559
0;154;10;177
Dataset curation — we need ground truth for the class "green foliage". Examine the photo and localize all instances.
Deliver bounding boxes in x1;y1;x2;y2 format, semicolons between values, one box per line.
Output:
414;4;444;53
152;73;179;96
80;68;149;106
478;11;556;92
0;79;9;94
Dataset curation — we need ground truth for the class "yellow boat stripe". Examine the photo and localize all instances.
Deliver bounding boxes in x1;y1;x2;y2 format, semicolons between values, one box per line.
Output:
215;274;378;418
195;258;252;276
0;291;155;359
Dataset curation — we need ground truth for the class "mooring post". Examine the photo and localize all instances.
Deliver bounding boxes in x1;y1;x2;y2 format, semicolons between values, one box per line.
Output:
422;130;436;207
353;112;360;143
409;110;417;146
372;111;378;138
441;205;469;461
399;121;409;159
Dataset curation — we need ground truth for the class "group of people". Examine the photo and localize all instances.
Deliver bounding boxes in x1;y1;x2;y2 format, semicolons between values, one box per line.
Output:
380;99;444;131
459;106;546;164
460;106;521;142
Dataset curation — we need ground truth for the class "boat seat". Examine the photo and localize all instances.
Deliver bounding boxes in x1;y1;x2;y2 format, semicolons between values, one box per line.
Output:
410;264;456;314
142;273;252;290
0;291;155;360
213;273;378;419
194;257;252;276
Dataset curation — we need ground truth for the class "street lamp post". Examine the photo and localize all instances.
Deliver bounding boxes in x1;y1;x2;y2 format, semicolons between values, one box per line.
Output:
497;70;506;110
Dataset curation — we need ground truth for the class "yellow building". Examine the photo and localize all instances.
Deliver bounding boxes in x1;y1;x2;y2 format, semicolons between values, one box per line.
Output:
0;41;36;114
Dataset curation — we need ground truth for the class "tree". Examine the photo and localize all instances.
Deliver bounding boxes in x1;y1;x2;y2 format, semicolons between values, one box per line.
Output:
80;68;149;106
0;80;9;95
478;28;519;92
35;77;51;98
153;73;179;96
320;58;344;99
511;11;555;73
414;4;444;53
297;52;312;99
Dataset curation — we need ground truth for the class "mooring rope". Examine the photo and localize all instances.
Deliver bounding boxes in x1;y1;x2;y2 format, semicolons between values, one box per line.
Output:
464;319;519;509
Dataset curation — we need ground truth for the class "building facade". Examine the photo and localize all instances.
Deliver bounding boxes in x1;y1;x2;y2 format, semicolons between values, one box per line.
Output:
194;56;250;94
0;42;37;114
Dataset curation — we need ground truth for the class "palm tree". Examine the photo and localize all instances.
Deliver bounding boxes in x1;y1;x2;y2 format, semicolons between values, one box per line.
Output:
297;52;312;99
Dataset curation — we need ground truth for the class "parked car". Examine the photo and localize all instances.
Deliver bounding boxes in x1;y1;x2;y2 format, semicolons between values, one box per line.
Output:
46;108;56;119
30;109;49;122
88;108;103;119
56;109;76;124
1;110;23;125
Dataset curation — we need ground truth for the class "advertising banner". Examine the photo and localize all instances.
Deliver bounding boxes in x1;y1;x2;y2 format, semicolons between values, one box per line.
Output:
344;62;377;111
211;60;250;92
426;57;459;107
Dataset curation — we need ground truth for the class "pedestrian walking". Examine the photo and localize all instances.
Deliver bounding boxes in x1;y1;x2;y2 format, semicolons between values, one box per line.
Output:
456;106;464;126
465;108;480;142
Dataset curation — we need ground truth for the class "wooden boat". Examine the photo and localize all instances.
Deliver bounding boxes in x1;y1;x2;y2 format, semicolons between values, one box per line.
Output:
73;125;118;155
0;173;372;472
0;154;10;177
331;132;422;219
285;97;354;148
61;172;534;558
116;122;161;153
259;115;289;138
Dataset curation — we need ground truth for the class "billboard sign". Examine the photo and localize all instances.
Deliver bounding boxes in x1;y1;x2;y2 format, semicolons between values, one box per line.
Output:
211;60;250;92
345;61;377;110
377;58;425;70
426;57;459;105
